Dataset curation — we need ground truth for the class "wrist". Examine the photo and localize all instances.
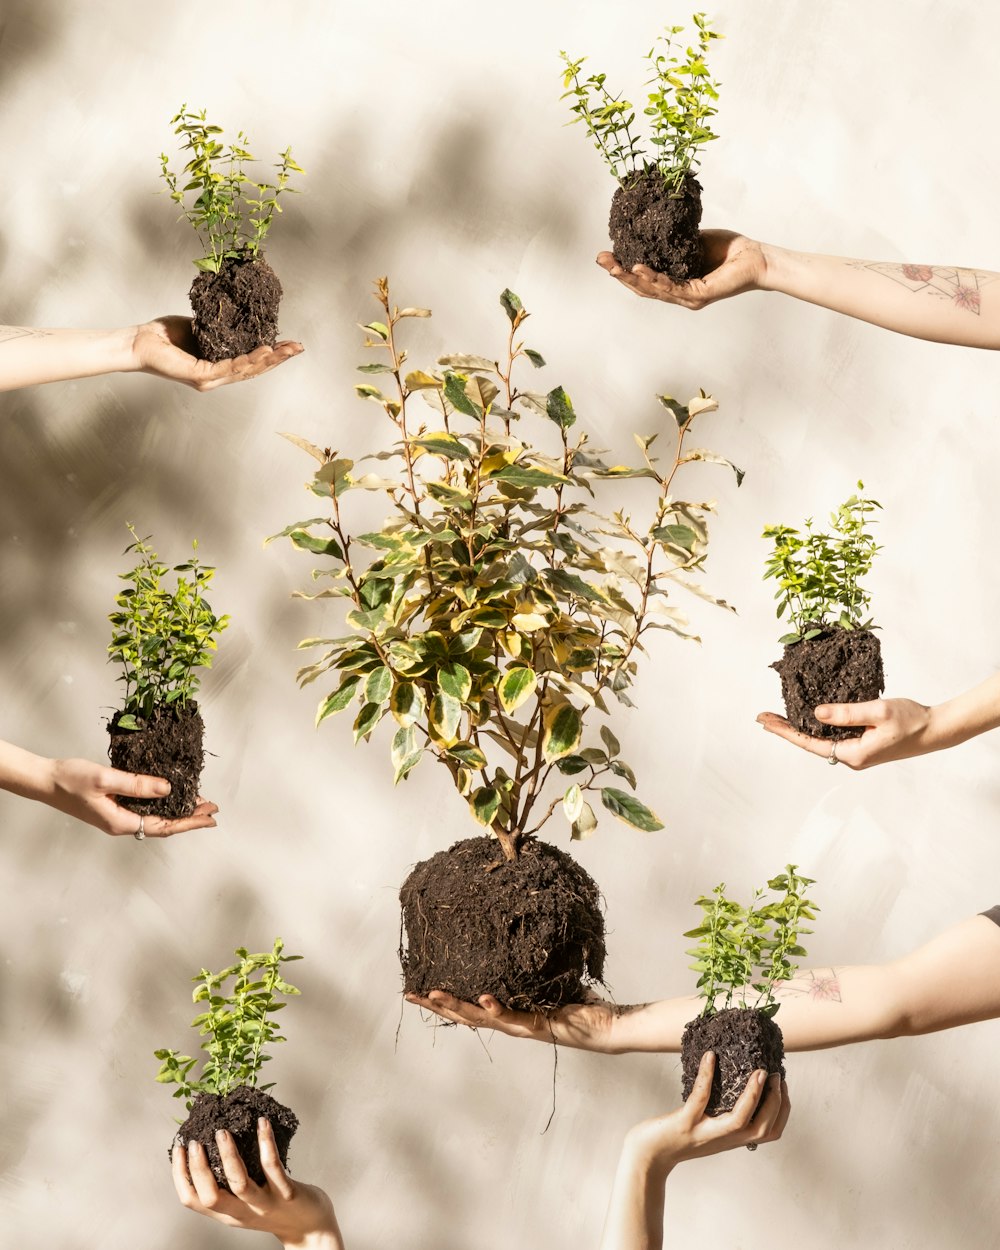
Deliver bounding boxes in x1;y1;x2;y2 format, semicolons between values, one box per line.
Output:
620;1125;678;1182
117;324;143;374
756;242;789;294
282;1224;345;1250
926;698;970;751
0;741;57;804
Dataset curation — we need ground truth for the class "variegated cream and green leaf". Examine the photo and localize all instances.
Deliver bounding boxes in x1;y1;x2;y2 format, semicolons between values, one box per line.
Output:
274;277;740;860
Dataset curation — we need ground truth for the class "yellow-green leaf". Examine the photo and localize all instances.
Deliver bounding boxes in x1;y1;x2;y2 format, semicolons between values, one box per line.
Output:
438;661;472;702
428;692;461;746
571;800;599;841
390;682;426;727
497;666;537;713
542;703;582;762
469;786;501;826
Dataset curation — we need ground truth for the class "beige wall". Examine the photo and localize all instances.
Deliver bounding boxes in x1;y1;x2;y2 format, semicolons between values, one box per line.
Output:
2;2;999;1247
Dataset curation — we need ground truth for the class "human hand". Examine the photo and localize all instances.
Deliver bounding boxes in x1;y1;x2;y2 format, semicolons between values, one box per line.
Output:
596;231;766;309
625;1051;789;1173
757;698;936;769
172;1118;344;1250
47;757;218;836
130;317;303;392
405;987;621;1053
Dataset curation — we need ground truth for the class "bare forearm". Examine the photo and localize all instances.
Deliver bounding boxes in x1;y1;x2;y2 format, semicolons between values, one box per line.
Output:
0;739;56;804
0;324;138;391
599;1142;671;1250
930;672;1000;747
760;245;1000;349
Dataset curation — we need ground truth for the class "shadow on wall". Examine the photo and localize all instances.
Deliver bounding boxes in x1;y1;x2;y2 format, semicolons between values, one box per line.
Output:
0;0;66;98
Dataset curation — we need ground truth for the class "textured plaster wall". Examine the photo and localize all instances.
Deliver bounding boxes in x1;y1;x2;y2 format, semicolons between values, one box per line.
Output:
1;3;999;1248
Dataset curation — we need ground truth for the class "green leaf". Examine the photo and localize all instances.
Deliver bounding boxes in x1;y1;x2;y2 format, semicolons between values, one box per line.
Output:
357;362;393;375
362;321;389;340
657;394;690;428
523;348;546;368
447;741;488;768
428;691;462;746
500;289;523;323
390;682;426;727
290;530;343;560
600;787;663;832
469;786;501;826
316;674;363;725
412;433;473;461
443;373;482;417
542;703;583;762
497;666;537;713
652;523;697;551
555;753;590;775
490;465;568;489
116;713;142;731
599;726;621;757
364;665;393;705
545;385;576;429
438;661;472;702
353;702;384;743
391;724;419;774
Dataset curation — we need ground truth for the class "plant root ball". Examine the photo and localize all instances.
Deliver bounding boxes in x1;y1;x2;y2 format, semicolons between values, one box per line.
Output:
608;169;705;281
172;1087;299;1190
770;626;885;740
681;1008;785;1116
189;253;283;361
107;702;205;818
399;835;606;1011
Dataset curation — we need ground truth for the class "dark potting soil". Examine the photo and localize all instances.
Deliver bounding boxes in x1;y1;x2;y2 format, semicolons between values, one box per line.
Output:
771;626;885;740
189;253;282;362
399;835;606;1011
681;1007;785;1116
107;702;205;818
608;169;705;281
172;1086;299;1190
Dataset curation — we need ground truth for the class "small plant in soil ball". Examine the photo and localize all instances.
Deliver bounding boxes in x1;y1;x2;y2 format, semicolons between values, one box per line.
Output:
159;105;304;362
275;277;742;1013
561;12;722;281
681;866;818;1115
763;483;884;740
107;526;229;818
154;938;302;1191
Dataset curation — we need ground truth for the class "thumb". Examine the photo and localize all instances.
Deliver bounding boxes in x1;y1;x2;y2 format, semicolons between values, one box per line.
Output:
814;701;879;728
106;769;172;799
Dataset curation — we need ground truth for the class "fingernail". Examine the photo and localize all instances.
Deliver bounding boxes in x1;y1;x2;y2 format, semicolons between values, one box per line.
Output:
757;1071;767;1087
154;780;172;795
258;1117;270;1131
215;1128;227;1143
815;706;832;720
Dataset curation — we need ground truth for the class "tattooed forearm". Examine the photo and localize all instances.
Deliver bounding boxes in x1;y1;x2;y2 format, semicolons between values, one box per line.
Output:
773;969;843;1003
847;261;999;315
0;326;53;344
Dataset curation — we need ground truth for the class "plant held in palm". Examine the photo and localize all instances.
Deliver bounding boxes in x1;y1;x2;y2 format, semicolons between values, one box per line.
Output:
155;938;302;1190
561;13;722;280
763;484;884;739
275;277;741;1010
680;866;818;1114
160;105;304;361
107;526;229;817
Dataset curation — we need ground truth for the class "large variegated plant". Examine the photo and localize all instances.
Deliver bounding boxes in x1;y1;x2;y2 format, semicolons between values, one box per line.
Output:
274;278;741;862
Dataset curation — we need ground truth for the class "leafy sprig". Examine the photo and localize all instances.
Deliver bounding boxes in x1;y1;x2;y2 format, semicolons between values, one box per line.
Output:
763;483;882;644
274;278;742;862
561;13;722;192
154;938;302;1109
159;105;304;274
685;867;818;1017
108;526;229;727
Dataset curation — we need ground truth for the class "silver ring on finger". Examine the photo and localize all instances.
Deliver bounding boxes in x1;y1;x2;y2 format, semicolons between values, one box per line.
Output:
134;815;146;841
827;742;839;766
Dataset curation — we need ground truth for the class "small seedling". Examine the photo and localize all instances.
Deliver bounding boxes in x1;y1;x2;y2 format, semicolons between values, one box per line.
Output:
685;866;818;1017
159;106;304;275
154;938;302;1108
108;526;229;729
763;483;882;644
561;13;722;195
